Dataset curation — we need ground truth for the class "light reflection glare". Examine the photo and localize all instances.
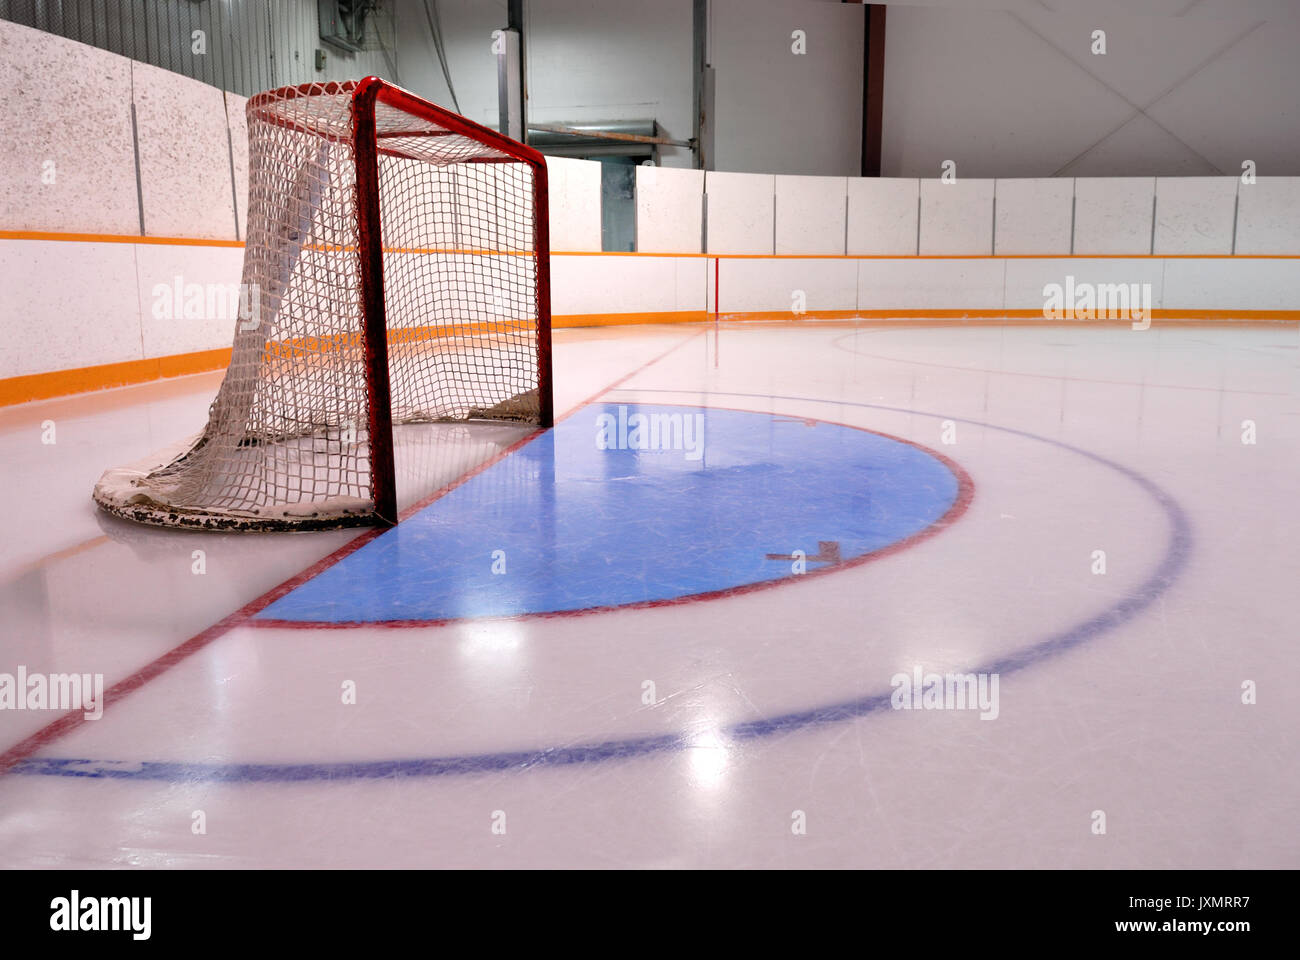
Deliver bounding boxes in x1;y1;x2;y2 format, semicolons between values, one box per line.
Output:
685;729;731;787
456;619;527;669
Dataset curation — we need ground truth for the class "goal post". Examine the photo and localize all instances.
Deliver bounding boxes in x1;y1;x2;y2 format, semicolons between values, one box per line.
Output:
93;78;552;531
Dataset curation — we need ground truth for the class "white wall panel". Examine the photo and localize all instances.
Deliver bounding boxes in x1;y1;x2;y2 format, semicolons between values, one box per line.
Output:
636;166;703;254
1154;177;1237;254
846;179;919;255
674;257;709;312
705;171;775;255
1163;258;1300;310
550;255;686;316
994;179;1074;255
133;61;237;240
858;258;1005;309
0;21;140;235
775;176;848;255
0;239;143;378
1073;178;1155;255
545;156;602;253
1004;258;1165;312
135;244;245;359
1234;177;1300;254
719;258;857;314
919;179;994;255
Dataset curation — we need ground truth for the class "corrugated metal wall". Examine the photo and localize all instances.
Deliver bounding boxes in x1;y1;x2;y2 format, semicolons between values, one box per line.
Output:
0;0;395;97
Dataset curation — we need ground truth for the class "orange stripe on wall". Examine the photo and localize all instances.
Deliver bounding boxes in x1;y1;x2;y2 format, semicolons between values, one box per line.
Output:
4;230;1298;260
0;229;245;248
554;310;712;327
3;310;1297;408
0;349;231;407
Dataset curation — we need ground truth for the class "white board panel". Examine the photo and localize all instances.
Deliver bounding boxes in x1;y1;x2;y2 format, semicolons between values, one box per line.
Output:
1234;177;1300;254
994;179;1074;255
1153;177;1236;254
1163;257;1300;310
846;178;919;255
674;256;708;311
0;239;142;378
919;179;994;255
858;258;1005;309
133;61;237;241
135;244;246;358
705;171;775;255
1072;177;1155;255
775;176;848;255
636;165;703;254
0;21;139;235
719;258;857;313
550;254;684;316
1004;258;1165;313
546;156;602;253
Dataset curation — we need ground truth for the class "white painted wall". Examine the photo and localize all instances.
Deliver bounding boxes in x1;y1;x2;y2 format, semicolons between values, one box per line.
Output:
877;1;1298;16
526;0;695;169
709;0;863;176
393;0;861;176
393;0;696;168
882;4;1300;178
392;0;504;131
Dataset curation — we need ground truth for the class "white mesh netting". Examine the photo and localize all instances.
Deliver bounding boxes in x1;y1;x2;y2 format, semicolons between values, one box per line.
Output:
94;80;547;530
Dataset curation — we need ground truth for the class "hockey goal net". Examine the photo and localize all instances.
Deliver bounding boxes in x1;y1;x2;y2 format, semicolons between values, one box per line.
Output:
94;78;552;530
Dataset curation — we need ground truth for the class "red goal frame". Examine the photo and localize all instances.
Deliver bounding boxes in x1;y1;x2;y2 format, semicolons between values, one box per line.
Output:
250;77;554;526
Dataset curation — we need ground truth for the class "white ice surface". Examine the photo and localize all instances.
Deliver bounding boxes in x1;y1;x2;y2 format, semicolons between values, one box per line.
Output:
0;322;1296;868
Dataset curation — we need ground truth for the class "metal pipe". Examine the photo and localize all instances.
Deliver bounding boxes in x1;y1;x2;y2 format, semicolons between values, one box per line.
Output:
527;122;693;148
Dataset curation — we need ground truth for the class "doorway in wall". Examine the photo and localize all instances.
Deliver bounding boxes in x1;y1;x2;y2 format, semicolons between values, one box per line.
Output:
598;156;642;253
527;121;658;252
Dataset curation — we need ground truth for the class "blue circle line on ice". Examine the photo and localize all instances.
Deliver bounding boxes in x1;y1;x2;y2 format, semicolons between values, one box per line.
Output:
11;394;1192;783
